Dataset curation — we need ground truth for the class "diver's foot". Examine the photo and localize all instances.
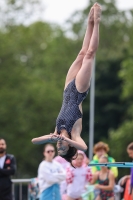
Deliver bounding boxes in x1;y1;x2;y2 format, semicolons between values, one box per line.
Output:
94;3;101;24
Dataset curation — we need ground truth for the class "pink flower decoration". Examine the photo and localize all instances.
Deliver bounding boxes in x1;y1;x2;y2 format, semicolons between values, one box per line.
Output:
5;159;11;164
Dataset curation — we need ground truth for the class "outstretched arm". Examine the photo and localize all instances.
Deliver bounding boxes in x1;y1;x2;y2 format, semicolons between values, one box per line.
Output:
32;135;52;144
32;133;87;151
32;127;58;144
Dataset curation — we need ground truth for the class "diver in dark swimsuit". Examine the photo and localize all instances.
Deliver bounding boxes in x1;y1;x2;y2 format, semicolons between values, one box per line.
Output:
32;3;101;164
56;79;89;136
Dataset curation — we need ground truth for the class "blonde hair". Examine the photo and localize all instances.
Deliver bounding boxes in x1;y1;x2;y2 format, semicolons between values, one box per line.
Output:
93;142;110;154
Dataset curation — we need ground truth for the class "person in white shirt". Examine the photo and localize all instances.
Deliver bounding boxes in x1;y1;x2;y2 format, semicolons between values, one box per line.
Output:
54;156;69;198
38;144;66;200
66;151;92;200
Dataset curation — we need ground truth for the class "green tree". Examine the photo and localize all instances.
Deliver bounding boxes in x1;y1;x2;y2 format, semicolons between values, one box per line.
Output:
0;22;78;177
67;0;133;147
108;58;133;177
0;0;133;178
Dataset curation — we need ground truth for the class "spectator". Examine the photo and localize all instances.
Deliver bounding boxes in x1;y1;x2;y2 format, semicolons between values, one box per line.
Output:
91;155;115;200
54;156;69;198
72;150;89;167
66;151;92;200
38;144;66;200
90;141;118;178
120;142;133;199
0;138;17;200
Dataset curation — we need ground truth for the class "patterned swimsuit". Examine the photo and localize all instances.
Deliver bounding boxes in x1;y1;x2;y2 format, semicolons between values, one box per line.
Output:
56;79;89;135
98;172;114;200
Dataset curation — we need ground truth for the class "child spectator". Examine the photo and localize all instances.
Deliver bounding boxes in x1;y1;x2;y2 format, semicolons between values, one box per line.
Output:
91;155;115;200
90;141;118;179
66;151;92;200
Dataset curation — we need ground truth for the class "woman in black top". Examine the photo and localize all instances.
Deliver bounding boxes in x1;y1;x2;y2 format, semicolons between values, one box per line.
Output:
32;3;101;165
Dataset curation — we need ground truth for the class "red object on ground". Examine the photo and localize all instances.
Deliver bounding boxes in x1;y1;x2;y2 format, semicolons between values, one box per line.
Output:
124;179;132;200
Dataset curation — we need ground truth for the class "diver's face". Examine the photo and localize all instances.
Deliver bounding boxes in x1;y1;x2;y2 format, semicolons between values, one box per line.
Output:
56;140;69;156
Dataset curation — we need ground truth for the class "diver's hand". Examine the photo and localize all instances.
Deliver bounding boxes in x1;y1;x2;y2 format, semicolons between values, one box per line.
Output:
50;134;66;142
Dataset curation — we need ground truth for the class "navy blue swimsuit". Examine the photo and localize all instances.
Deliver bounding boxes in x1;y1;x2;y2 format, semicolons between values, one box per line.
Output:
56;79;89;135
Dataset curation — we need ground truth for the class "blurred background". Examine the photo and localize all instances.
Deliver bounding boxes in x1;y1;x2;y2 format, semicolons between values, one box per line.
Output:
0;0;133;179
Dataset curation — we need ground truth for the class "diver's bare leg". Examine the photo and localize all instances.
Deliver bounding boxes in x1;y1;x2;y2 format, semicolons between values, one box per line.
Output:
64;7;94;89
75;3;101;92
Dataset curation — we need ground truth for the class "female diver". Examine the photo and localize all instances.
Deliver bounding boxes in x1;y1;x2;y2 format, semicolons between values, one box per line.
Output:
32;3;101;165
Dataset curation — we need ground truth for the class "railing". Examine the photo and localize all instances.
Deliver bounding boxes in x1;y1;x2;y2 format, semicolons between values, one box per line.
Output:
12;179;31;200
12;178;123;200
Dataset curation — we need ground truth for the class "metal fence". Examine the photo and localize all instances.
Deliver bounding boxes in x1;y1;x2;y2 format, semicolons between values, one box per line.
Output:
12;179;31;200
11;179;123;200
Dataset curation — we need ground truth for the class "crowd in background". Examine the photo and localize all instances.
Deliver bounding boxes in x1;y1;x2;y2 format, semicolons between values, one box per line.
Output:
28;141;133;200
0;137;132;200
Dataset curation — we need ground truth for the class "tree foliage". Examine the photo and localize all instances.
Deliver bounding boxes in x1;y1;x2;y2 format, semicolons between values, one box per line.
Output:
0;22;78;177
0;0;133;178
71;0;133;144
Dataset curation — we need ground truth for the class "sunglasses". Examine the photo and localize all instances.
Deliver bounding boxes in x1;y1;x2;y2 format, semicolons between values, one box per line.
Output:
46;150;55;153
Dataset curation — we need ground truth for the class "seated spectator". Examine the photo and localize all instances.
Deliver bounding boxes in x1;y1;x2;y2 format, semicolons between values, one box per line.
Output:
66;150;92;200
91;155;115;200
38;144;66;200
90;141;118;178
120;142;133;199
